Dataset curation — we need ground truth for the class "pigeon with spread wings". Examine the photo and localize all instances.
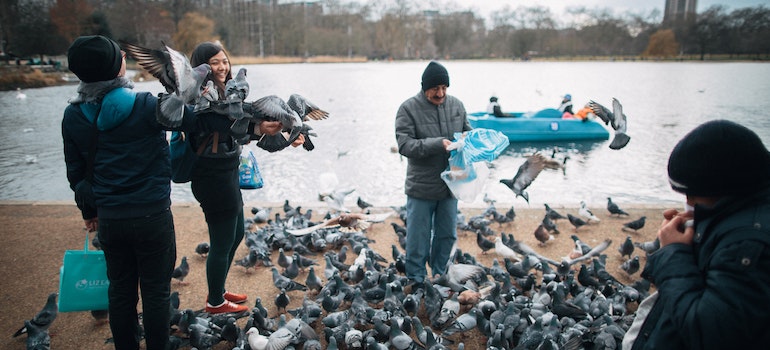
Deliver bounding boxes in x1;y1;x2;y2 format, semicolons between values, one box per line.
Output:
588;98;631;150
286;212;394;236
244;94;328;152
119;41;211;126
499;152;547;203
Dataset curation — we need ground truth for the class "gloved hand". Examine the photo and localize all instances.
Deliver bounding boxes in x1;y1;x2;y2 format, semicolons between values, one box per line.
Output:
156;93;184;127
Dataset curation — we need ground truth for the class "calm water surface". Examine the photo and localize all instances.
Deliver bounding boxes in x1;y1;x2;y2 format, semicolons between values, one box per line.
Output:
1;61;769;209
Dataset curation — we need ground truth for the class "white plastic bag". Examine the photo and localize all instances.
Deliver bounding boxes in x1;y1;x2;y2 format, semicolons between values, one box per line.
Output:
441;161;489;202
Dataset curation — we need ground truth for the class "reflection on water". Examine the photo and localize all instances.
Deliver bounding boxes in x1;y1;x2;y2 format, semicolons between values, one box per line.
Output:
1;61;769;208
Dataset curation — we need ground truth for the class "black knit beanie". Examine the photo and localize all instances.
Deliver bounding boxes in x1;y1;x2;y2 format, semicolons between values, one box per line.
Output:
421;61;450;91
668;119;770;196
67;35;122;83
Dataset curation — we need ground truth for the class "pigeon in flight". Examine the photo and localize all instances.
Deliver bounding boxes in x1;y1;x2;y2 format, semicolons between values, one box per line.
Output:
120;41;210;126
606;197;629;216
500;152;548;203
588;98;631;150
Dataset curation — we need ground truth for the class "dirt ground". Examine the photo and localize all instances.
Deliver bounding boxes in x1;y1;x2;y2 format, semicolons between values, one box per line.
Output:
0;202;664;350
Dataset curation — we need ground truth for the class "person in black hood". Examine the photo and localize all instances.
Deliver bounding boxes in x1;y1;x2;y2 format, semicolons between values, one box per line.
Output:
623;119;770;350
62;35;234;350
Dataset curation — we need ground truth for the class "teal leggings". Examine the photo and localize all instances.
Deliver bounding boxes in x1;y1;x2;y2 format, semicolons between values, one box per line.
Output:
205;209;245;305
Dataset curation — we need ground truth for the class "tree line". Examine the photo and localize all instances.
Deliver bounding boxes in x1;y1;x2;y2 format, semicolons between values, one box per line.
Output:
1;0;768;62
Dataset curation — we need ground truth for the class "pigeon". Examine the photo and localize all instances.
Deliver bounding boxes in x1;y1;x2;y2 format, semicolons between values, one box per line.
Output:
194;242;210;258
606;197;629;216
304;266;324;293
246;327;269;350
476;232;496;253
271;267;307;291
533;224;554;246
22;319;50;350
120;41;211;126
171;256;189;285
13;292;58;338
579;201;600;223
623;216;647;232
634;237;661;256
567;213;588;231
494;237;522;262
356;196;373;212
621;256;641;275
619;235;635;258
286;211;393;236
499;152;548;203
541;215;559;234
274;288;290;314
588;97;631;150
243;94;328;152
225;68;253;134
544;203;566;220
251;206;272;223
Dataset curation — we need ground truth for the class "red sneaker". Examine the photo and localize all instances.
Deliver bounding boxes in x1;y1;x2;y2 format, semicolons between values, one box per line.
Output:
223;291;248;304
205;300;248;314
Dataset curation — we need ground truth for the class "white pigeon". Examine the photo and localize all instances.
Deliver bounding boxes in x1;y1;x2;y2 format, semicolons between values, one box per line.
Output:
246;327;268;350
495;236;522;262
15;88;27;99
579;201;601;223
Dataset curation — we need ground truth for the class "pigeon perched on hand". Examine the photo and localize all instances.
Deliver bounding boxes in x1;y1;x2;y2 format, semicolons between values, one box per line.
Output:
500;153;547;203
588;97;631;150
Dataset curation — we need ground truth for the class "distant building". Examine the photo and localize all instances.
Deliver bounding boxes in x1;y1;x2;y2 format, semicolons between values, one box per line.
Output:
664;0;697;23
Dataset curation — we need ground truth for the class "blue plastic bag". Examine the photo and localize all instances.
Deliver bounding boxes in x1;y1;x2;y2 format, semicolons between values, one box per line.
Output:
239;149;263;189
441;128;508;202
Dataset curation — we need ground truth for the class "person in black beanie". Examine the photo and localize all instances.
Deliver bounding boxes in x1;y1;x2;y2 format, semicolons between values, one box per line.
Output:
62;35;235;350
623;119;770;349
395;61;471;287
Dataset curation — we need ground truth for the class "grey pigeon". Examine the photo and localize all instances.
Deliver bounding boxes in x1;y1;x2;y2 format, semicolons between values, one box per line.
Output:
623;216;647;232
274;288;290;314
13;292;58;338
271;267;307;291
621;255;641;275
567;213;588;231
225;68;251;134
120;41;210;127
606;197;629;216
23;319;51;350
544;203;566;220
499;152;548;203
588;97;631;150
172;256;189;284
356;196;373;212
195;242;210;258
476;232;495;253
304;267;323;293
618;235;635;258
634;237;661;256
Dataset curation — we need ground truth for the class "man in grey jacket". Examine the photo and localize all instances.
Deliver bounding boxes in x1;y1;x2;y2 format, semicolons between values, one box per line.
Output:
395;61;472;286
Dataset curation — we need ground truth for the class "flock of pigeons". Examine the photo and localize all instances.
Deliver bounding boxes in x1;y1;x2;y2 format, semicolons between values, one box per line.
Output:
15;194;662;350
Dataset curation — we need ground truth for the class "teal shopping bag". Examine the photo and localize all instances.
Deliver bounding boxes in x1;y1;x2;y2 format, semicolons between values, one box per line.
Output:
58;232;109;312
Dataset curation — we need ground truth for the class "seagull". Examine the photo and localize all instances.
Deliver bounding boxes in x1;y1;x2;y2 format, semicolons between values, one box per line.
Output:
120;40;210;126
623;216;647;232
500;152;548;203
588;97;631;150
606;197;629;216
579;201;600;223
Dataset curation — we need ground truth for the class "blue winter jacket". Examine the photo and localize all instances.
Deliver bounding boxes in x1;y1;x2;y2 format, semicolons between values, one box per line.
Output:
62;87;230;220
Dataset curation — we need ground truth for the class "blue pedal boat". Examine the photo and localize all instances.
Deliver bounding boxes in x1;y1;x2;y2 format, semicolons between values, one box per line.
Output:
468;108;609;142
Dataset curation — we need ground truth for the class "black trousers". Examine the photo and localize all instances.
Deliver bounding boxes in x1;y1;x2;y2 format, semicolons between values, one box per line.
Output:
99;208;176;350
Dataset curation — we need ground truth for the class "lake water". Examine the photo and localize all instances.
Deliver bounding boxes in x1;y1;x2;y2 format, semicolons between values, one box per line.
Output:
1;61;769;210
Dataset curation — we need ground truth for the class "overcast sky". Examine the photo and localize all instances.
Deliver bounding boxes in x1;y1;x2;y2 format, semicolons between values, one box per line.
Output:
451;0;767;18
